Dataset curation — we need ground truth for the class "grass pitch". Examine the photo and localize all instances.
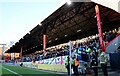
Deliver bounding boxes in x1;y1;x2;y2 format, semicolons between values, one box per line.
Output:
0;64;65;76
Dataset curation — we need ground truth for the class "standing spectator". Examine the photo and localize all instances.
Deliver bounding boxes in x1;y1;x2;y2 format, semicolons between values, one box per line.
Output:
65;56;74;75
73;55;79;76
99;52;108;76
65;56;70;75
90;51;98;76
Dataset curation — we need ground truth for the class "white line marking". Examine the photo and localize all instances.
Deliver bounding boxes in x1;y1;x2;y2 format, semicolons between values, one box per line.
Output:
2;66;22;76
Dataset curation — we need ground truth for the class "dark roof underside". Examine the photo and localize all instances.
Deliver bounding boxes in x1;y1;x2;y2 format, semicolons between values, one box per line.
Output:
6;2;120;55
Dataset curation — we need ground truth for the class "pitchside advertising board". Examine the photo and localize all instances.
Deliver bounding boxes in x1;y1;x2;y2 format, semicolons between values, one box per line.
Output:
36;56;67;65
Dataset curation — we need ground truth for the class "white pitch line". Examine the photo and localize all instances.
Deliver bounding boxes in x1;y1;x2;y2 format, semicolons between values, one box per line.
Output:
2;66;22;76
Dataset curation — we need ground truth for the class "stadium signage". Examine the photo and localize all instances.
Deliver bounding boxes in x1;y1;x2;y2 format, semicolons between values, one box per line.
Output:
35;56;67;65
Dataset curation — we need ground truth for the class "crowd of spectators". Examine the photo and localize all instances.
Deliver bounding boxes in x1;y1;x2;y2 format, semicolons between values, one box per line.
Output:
22;55;39;62
21;28;120;62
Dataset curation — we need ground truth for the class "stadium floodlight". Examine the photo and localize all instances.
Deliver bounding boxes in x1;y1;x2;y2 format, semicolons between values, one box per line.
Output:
55;38;58;40
77;29;81;32
49;40;51;43
39;23;42;26
94;15;97;18
67;0;71;5
65;34;67;37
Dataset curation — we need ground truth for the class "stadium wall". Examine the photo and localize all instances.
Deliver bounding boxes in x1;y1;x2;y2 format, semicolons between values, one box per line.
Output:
19;62;67;73
37;64;67;72
19;56;68;73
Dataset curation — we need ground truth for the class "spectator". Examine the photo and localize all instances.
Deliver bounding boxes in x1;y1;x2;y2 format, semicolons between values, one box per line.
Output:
73;55;79;76
90;51;98;76
99;52;108;76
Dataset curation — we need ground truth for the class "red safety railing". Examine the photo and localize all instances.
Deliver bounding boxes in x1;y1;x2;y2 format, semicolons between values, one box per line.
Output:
106;33;120;47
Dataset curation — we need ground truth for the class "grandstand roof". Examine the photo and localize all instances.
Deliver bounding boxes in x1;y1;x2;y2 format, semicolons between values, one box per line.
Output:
6;2;120;55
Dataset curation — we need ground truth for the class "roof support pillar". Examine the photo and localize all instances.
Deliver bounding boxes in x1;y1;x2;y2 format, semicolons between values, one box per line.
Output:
43;34;46;54
20;47;22;61
95;4;106;52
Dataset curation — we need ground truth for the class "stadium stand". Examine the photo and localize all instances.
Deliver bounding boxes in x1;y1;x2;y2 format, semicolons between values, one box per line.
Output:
3;1;120;75
6;2;120;55
3;2;119;75
21;28;119;62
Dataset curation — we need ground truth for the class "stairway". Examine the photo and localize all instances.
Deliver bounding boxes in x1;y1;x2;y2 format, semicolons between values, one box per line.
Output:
106;34;120;53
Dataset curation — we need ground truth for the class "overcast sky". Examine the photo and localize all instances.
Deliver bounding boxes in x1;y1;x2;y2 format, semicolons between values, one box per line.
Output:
0;0;119;44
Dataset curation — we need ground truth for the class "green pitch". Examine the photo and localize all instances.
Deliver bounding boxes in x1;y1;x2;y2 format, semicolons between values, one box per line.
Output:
0;64;65;76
